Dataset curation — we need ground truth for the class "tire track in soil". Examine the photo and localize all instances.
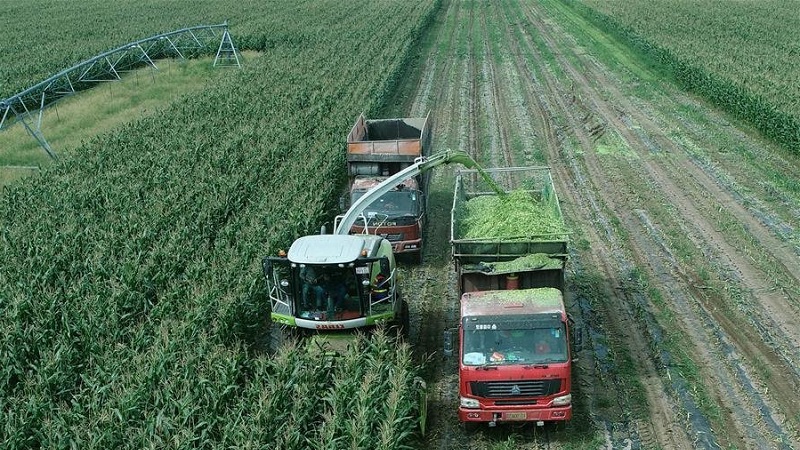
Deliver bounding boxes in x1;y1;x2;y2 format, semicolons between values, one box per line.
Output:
520;1;799;448
477;9;514;169
520;6;736;445
401;1;479;449
547;4;800;447
515;19;726;450
458;4;559;449
499;3;696;448
482;2;692;447
624;89;800;379
572;32;800;387
394;0;799;449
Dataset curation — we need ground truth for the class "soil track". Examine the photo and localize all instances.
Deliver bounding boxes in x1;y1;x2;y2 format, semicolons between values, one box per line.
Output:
396;0;800;449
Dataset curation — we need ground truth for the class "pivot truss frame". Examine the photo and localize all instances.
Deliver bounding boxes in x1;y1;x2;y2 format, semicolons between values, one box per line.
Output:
0;23;240;160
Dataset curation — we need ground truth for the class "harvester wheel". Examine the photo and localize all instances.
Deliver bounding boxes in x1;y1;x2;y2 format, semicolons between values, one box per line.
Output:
269;324;287;353
401;299;410;336
392;298;410;339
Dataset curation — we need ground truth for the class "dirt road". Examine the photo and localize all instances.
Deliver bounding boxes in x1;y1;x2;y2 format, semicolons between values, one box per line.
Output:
392;1;800;448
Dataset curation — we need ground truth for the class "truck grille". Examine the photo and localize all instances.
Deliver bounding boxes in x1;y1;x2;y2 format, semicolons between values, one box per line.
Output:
470;379;562;398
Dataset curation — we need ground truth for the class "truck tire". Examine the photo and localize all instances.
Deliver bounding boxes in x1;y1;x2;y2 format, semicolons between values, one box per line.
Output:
461;421;480;433
412;250;424;265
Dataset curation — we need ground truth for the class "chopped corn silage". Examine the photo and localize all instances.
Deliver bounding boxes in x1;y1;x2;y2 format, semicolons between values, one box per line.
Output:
459;189;566;239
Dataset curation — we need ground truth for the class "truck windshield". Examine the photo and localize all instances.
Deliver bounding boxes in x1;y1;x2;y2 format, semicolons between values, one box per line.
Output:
462;323;568;366
293;264;364;321
352;190;419;217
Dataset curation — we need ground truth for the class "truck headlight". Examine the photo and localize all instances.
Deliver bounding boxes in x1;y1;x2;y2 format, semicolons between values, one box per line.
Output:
552;394;571;406
460;397;480;409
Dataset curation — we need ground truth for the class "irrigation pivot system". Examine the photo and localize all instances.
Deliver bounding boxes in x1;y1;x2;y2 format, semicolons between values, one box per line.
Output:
0;23;240;160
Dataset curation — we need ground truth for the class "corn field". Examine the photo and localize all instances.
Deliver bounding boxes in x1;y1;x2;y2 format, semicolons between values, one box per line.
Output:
0;0;435;447
569;0;800;152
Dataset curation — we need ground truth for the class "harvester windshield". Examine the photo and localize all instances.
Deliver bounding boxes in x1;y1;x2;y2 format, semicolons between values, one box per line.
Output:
264;254;396;327
294;264;363;320
461;315;568;366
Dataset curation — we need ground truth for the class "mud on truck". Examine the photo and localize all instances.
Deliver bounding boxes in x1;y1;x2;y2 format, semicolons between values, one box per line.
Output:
343;113;431;263
446;166;577;429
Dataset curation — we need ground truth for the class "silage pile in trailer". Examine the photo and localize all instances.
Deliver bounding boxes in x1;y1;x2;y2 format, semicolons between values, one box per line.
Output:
459;189;567;239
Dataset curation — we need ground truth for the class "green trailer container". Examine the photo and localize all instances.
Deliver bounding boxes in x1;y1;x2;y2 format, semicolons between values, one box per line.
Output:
450;167;568;294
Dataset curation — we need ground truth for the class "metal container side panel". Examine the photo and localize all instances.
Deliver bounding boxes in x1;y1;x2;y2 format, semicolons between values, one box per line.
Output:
364;118;423;140
419;111;431;157
452;240;569;263
347;116;428;142
346;150;420;165
346;141;422;157
450;175;467;244
347;113;368;143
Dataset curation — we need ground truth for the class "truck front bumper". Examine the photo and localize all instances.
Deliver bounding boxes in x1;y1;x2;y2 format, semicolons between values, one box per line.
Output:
458;405;571;424
392;239;422;254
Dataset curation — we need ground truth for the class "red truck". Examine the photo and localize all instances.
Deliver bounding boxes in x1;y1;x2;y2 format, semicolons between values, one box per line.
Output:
448;166;575;428
343;113;431;263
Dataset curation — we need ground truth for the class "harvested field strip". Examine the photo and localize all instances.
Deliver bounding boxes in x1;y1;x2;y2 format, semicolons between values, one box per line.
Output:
571;0;800;152
535;0;800;447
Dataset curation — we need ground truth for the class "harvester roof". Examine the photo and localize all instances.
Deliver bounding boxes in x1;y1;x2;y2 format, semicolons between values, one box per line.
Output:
461;287;565;318
287;234;382;264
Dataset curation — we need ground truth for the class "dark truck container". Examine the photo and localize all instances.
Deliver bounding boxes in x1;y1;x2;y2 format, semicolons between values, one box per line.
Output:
344;113;431;262
449;166;574;428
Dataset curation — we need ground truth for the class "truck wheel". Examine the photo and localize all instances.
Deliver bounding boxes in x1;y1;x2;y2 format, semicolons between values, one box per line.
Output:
414;250;424;265
461;421;480;433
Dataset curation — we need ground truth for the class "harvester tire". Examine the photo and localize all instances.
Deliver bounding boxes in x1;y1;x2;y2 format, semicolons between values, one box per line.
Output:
269;324;287;353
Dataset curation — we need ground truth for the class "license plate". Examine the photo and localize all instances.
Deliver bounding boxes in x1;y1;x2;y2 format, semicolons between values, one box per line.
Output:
504;412;527;421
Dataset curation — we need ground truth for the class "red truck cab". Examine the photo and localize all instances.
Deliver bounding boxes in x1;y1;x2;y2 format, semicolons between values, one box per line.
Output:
348;176;424;256
458;288;572;426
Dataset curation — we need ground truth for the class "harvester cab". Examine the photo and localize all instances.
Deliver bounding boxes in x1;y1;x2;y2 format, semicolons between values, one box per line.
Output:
263;233;403;333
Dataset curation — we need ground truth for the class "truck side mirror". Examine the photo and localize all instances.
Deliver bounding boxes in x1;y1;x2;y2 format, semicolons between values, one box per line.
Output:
568;314;583;357
443;328;457;357
443;329;453;357
573;326;584;353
